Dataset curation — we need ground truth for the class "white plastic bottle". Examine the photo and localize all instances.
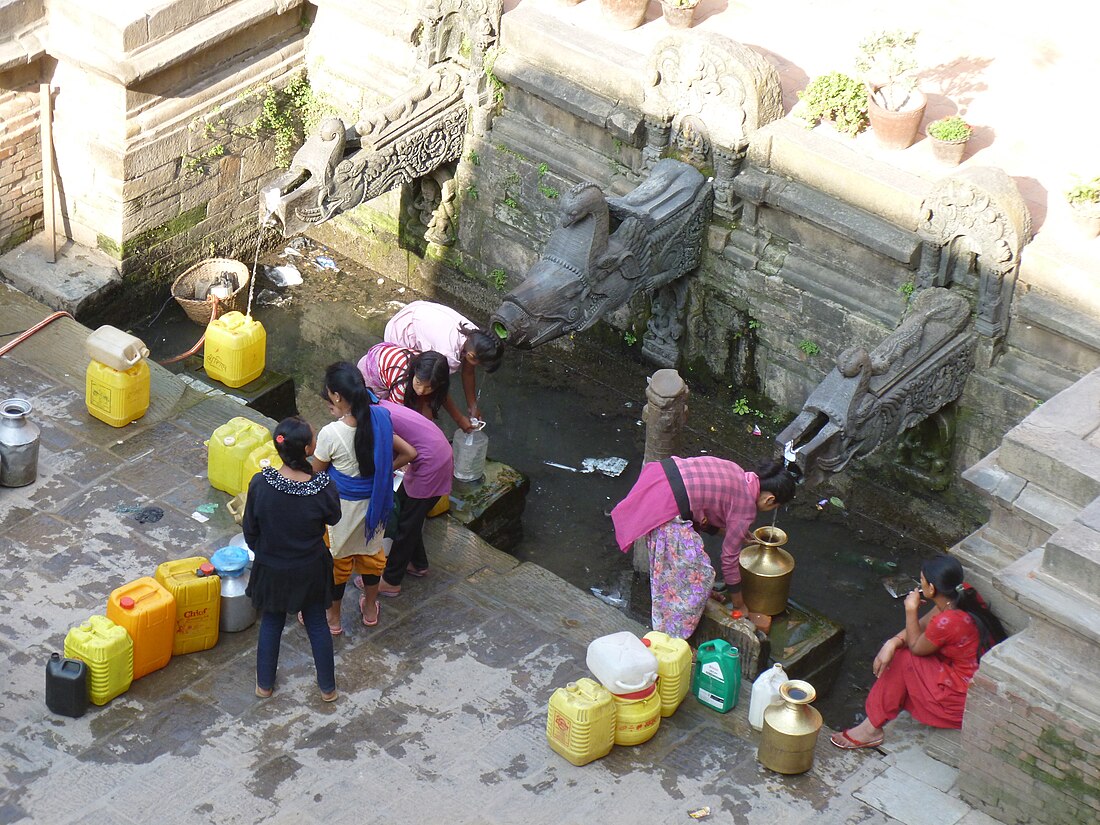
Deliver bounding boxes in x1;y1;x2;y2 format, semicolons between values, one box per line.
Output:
749;663;789;730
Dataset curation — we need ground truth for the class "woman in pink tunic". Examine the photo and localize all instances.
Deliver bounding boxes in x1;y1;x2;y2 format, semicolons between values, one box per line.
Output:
831;554;1007;749
611;457;798;638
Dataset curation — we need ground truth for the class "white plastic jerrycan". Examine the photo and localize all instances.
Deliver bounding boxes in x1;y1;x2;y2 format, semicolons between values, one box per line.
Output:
749;662;790;731
586;631;658;695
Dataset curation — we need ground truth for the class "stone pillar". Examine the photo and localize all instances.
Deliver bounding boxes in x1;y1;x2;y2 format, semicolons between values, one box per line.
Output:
632;369;689;573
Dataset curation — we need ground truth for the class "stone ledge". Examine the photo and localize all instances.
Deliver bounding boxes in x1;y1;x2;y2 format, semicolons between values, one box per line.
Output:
961;449;1027;506
998;421;1100;508
1012;482;1080;535
45;0;302;85
1041;518;1100;597
748;117;930;232
0;29;44;73
499;2;644;109
995;547;1100;647
494;53;644;144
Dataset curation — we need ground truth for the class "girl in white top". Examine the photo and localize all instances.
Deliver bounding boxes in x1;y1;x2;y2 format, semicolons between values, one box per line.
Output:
311;362;416;632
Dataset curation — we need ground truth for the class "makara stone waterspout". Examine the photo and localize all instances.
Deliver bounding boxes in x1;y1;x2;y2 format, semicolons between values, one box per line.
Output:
491;159;713;350
777;287;975;487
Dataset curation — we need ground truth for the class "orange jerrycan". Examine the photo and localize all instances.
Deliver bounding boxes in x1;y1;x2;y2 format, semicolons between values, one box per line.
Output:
546;678;616;766
204;311;266;388
155;557;220;655
63;615;134;705
106;577;175;679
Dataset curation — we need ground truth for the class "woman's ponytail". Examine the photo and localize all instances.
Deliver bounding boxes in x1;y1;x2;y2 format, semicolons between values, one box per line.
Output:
273;416;314;476
323;362;376;477
754;459;798;504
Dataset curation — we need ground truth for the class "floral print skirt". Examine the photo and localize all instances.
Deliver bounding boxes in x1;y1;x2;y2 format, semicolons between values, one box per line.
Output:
646;518;715;639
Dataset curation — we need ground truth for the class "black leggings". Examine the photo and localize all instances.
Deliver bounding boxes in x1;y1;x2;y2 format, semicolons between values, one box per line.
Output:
333;573;380;601
382;489;440;586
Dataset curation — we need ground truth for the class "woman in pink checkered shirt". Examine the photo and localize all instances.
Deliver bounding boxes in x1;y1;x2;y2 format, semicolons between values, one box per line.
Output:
611;457;797;638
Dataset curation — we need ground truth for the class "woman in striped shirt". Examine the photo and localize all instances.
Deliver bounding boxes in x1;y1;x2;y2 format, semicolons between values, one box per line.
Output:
357;344;450;421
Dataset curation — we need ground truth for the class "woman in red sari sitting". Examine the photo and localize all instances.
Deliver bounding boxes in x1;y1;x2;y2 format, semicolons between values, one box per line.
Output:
831;554;1007;749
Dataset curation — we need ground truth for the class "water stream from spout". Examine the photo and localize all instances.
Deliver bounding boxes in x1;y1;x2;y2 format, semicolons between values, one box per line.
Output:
249;212;273;318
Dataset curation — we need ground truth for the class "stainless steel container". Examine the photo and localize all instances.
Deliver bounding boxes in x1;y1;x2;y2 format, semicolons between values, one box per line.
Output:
210;546;256;632
0;398;40;487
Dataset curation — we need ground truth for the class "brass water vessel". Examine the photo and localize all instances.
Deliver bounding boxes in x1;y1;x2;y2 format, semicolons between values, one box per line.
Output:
758;679;823;774
739;525;794;615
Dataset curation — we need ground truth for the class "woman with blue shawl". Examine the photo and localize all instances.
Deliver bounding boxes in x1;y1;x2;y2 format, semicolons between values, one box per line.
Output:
310;362;417;632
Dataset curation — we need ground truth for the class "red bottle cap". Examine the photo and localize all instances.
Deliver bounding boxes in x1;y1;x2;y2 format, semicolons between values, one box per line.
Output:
731;610;743;619
641;638;652;647
199;562;215;576
120;596;135;610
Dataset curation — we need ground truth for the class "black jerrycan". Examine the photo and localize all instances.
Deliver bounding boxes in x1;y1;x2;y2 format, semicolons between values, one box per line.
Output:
45;653;88;718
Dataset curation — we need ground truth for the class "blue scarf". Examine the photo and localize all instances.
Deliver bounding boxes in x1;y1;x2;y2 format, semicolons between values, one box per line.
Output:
325;404;394;536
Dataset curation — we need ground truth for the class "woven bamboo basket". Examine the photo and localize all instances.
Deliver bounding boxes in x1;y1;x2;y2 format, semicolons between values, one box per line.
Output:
171;258;252;326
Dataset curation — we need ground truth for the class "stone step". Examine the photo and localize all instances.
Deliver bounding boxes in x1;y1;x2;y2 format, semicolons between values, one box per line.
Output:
1040;515;1100;597
992;347;1082;404
995;547;1100;646
1012;289;1100;378
998;421;1100;509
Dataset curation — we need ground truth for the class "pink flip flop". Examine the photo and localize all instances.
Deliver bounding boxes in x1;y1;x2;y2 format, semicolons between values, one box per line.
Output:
360;595;380;627
830;729;884;750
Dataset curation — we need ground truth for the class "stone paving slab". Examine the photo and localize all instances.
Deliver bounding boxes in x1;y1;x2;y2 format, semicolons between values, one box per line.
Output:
0;287;1004;824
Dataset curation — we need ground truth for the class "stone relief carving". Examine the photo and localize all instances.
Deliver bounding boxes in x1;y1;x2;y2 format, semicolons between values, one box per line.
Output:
776;288;976;487
916;167;1031;362
643;33;782;207
262;0;502;236
490;159;713;350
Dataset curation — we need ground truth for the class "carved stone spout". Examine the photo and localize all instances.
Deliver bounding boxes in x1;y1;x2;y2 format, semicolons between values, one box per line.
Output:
491;159;713;349
776;287;975;487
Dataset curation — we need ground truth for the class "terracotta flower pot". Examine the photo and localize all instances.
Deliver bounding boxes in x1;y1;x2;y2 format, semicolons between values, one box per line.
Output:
866;87;927;150
1069;203;1100;240
600;0;649;30
661;2;695;28
929;135;968;166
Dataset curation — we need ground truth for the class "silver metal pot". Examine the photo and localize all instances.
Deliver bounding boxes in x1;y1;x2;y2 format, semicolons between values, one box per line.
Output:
0;398;40;487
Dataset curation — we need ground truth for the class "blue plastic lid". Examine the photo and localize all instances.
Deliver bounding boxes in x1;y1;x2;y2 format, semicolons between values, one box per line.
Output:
210;545;249;574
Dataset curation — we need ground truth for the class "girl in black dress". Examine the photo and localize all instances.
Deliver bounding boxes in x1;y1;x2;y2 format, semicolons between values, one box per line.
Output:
244;416;341;701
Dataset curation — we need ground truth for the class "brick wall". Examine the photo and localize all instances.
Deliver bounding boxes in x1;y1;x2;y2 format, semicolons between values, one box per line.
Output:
0;63;43;252
959;626;1100;824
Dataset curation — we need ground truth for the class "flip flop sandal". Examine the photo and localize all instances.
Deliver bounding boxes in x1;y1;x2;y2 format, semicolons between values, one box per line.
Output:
830;729;885;750
405;564;429;578
360;595;380;627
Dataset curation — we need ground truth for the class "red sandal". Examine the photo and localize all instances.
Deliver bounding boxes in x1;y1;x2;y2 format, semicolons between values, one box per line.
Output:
830;729;884;750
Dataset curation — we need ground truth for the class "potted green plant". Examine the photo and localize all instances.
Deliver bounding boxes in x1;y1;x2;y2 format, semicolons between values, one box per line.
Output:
795;72;869;137
660;0;700;28
926;115;972;166
855;29;927;150
1066;176;1100;239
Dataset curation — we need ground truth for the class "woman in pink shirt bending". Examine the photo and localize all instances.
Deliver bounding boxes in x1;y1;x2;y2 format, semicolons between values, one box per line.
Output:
611;457;798;638
384;300;504;433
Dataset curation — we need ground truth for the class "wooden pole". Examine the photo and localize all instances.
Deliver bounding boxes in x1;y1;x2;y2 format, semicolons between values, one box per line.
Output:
39;83;55;263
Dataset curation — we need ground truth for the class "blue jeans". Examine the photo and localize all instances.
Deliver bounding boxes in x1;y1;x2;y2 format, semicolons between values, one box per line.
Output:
256;603;335;693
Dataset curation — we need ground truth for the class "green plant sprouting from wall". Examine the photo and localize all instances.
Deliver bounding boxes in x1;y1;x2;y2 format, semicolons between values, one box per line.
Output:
537;162;559;199
799;339;821;356
899;279;915;300
484;47;506;106
623;330;637;346
182;71;336;177
490;268;508;291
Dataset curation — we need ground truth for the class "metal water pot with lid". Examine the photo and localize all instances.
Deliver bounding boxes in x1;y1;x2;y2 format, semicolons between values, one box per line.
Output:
209;545;256;632
1;398;40;487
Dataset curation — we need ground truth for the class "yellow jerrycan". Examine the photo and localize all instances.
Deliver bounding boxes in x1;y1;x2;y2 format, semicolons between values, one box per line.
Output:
207;417;273;495
546;677;617;766
63;615;134;705
642;631;693;717
204;311;266;388
155;557;221;655
85;359;150;427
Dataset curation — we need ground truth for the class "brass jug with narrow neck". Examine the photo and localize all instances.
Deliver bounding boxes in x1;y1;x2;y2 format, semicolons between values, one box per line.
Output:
758;679;823;774
738;525;794;615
